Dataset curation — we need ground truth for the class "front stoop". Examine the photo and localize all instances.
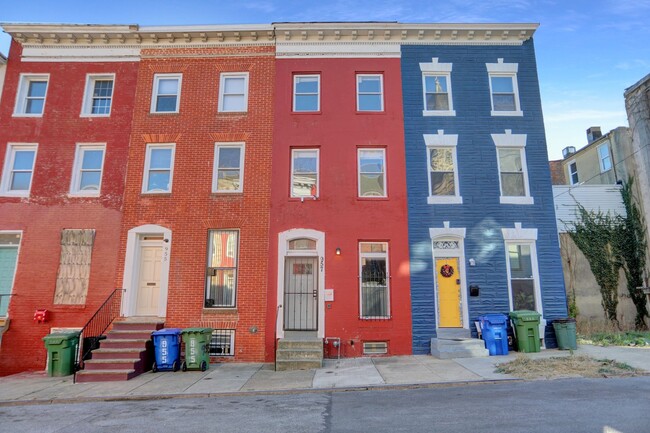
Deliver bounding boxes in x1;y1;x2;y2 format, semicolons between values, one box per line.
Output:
75;318;164;382
276;333;323;371
431;328;489;359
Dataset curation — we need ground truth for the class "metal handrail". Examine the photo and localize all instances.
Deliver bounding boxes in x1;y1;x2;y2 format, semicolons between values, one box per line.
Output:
274;304;282;370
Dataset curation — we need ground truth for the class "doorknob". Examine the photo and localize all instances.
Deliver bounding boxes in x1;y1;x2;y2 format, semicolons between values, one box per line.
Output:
313;290;317;298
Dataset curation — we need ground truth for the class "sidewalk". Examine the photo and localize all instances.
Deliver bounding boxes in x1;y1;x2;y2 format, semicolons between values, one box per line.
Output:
1;345;648;405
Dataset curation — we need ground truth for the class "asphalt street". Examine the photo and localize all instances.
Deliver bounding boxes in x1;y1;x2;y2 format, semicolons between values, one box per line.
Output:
1;376;648;433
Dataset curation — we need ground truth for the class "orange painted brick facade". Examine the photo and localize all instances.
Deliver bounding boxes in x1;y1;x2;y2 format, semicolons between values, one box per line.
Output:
0;41;138;375
117;45;274;362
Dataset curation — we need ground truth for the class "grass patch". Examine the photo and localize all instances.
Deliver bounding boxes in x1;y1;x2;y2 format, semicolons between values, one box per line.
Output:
578;331;650;347
495;354;641;379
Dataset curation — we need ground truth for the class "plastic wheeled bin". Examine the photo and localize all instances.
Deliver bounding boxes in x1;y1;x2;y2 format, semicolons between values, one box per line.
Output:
151;328;182;372
478;314;509;356
553;318;578;350
43;331;80;377
181;327;212;371
509;310;541;353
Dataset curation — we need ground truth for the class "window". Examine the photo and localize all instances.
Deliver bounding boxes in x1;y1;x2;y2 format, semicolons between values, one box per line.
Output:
507;243;537;311
142;144;175;193
424;131;461;204
14;74;49;116
219;73;249;112
357;74;383;112
358;149;386;197
359;242;389;319
54;229;95;305
151;74;181;113
291;149;318;197
492;130;532;205
486;59;522;116
598;143;612;172
1;144;37;196
209;330;235;356
205;230;239;308
420;58;454;116
81;75;114;116
70;144;105;195
568;161;579;185
293;75;320;112
213;143;245;193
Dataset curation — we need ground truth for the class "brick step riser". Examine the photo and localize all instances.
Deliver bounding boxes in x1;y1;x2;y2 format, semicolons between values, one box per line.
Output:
101;340;152;350
92;350;147;361
84;360;143;371
75;371;138;382
106;332;154;340
111;322;164;332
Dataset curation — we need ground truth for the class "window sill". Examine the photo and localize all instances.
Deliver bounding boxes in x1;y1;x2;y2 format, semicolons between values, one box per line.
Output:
68;192;101;198
427;196;463;205
202;308;238;315
292;111;321;115
500;196;534;205
491;110;523;117
212;191;244;196
80;114;111;118
217;111;248;116
422;110;456;117
357;196;388;201
12;113;43;118
140;192;172;197
0;191;30;198
149;111;180;115
289;196;319;201
355;110;385;115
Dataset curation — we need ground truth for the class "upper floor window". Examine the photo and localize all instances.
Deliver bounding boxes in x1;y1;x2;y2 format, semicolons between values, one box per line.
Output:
568;161;579;185
420;58;455;116
424;131;461;204
492;130;533;205
486;59;522;116
70;144;106;196
151;74;181;113
293;75;320;112
219;73;249;113
1;144;37;196
291;149;319;197
357;74;383;112
358;149;386;198
81;74;114;116
598;143;612;172
142;144;175;193
213;143;245;193
14;74;49;116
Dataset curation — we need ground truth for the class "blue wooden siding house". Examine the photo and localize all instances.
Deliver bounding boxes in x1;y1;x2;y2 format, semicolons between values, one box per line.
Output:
400;25;567;354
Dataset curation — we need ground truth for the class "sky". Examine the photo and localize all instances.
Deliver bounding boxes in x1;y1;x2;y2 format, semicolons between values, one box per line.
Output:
1;0;649;160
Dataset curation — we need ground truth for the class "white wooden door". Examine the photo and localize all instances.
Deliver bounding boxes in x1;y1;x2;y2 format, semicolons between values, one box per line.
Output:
135;246;162;316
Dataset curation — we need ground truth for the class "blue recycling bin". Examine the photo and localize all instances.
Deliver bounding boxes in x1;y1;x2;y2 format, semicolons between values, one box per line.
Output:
478;314;509;356
151;328;182;372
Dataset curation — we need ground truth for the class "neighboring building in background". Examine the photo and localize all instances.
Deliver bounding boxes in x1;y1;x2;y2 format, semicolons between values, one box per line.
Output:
0;54;6;106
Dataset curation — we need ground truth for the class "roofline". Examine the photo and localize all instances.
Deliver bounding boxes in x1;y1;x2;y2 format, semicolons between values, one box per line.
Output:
624;73;650;97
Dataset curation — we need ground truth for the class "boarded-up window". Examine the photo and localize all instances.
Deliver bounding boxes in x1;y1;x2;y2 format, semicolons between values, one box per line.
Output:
53;229;95;305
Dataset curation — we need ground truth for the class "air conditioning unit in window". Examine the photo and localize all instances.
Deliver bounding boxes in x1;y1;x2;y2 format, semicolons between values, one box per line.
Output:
363;341;388;355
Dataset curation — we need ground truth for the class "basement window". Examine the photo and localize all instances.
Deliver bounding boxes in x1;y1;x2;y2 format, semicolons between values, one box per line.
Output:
363;341;388;355
209;329;235;356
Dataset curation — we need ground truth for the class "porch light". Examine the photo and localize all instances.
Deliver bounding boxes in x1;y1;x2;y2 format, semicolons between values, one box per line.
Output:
335;247;341;256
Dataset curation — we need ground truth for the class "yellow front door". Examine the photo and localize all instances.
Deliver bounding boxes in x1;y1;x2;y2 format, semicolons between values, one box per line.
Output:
436;258;461;328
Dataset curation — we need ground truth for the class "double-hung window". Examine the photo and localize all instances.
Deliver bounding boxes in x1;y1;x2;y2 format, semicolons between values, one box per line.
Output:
507;243;538;311
219;73;249;113
357;74;383;112
291;149;319;197
142;144;175;193
1;144;38;196
293;75;320;112
359;242;390;319
81;74;114;116
568;161;579;185
213;143;245;193
14;74;49;116
493;130;532;205
70;144;105;195
420;58;454;116
598;143;612;172
424;131;461;204
151;74;181;113
486;59;522;116
205;230;239;308
358;149;386;198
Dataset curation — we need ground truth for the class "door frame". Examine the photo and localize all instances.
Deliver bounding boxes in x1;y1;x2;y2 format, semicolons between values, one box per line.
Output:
430;223;468;330
0;230;22;318
276;229;325;339
121;224;171;317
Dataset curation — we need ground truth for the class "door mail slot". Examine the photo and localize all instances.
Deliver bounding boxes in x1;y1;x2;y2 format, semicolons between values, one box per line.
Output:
147;282;157;286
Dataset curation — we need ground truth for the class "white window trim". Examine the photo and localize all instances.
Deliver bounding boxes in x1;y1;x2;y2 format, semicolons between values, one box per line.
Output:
69;143;106;196
424;130;462;204
356;74;384;112
0;143;38;197
293;74;320;112
486;59;522;117
80;74;115;117
420;58;455;116
492;130;533;205
567;159;579;185
212;142;245;193
357;148;387;198
290;148;319;198
13;74;49;117
358;242;391;319
218;72;249;113
150;73;182;114
597;143;612;173
142;143;175;194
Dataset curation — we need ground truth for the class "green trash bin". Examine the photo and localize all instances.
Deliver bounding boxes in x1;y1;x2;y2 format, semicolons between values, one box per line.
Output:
42;332;80;377
553;318;578;350
181;327;212;371
509;310;541;353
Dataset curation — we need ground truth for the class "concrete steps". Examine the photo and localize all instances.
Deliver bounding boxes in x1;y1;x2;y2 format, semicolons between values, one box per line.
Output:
276;333;323;371
75;318;163;383
431;328;489;359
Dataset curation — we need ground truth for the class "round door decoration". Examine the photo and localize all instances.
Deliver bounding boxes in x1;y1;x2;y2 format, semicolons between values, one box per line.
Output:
440;264;454;278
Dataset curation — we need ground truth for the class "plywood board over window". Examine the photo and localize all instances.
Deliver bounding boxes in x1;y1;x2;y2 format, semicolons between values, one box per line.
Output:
53;229;95;305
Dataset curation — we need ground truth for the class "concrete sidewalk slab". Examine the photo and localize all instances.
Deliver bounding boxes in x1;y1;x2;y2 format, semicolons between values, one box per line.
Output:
313;358;384;388
372;355;482;384
184;363;263;394
241;364;315;392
